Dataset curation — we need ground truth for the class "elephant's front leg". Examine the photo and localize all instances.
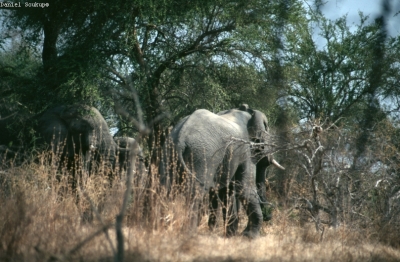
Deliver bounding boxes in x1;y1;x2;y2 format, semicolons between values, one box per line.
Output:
186;177;206;232
256;159;273;221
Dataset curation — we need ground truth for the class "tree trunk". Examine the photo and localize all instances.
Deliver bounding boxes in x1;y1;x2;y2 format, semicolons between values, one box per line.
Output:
42;21;59;75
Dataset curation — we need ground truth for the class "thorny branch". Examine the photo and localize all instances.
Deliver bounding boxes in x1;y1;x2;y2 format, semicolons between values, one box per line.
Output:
228;136;312;155
229;123;331;232
113;79;166;262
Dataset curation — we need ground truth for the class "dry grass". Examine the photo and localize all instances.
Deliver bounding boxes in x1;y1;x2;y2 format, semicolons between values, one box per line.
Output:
1;153;400;262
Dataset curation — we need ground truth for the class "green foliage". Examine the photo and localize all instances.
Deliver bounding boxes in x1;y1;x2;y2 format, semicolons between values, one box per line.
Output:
261;205;274;221
282;10;400;125
1;1;309;129
2;0;399;130
0;43;41;114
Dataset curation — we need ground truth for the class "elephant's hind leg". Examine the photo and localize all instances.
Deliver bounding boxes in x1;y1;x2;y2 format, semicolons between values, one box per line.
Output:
225;194;240;237
208;184;239;236
208;187;219;230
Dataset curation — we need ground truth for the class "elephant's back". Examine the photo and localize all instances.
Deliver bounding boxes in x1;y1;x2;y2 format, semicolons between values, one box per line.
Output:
198;109;249;140
174;109;248;160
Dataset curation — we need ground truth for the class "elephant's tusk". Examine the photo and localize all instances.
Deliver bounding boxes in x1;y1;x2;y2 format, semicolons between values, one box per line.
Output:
271;159;285;170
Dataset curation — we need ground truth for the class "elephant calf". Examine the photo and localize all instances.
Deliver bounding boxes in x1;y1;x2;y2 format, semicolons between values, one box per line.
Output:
114;136;147;175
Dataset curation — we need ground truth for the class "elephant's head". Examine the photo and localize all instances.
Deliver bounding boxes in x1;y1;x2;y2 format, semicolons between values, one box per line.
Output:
72;106;118;164
237;104;284;170
236;104;284;221
68;119;95;154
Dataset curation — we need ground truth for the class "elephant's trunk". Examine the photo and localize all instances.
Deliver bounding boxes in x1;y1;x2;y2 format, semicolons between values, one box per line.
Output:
271;158;285;170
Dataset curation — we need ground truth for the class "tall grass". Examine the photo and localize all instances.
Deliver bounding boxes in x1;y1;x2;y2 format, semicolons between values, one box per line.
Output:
1;145;400;262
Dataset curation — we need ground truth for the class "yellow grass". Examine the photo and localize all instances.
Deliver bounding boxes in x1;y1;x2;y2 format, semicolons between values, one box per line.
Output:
1;156;400;262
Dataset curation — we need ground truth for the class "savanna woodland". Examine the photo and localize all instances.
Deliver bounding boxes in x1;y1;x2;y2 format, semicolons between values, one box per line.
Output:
1;0;400;261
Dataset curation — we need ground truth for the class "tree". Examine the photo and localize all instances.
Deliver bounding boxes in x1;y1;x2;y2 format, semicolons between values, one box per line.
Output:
2;0;305;132
282;10;400;123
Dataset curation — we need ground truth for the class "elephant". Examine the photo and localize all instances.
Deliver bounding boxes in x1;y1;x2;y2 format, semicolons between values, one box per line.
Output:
1;104;149;224
35;104;118;173
208;106;285;230
36;105;152;184
160;105;277;238
114;136;147;175
1;105;117;162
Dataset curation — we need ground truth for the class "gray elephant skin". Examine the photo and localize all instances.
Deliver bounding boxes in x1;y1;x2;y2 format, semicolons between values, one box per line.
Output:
161;106;278;238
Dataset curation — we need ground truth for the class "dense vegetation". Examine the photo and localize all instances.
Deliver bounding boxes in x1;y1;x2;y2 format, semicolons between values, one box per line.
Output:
1;0;400;261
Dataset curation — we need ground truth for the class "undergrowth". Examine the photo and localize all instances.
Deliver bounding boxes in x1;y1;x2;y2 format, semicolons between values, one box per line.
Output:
1;148;400;262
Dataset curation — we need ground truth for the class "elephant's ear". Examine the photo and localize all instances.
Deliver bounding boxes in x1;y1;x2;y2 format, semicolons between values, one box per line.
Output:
239;103;255;116
262;113;269;132
239;104;249;111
